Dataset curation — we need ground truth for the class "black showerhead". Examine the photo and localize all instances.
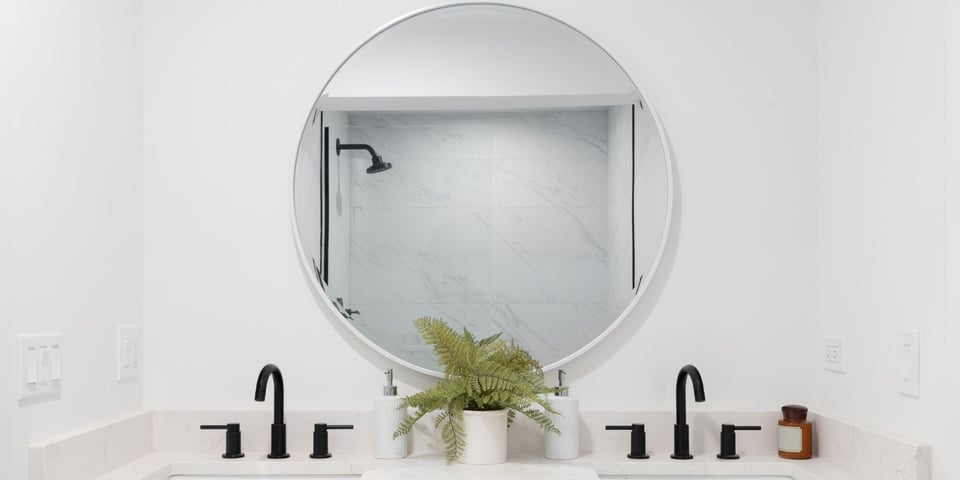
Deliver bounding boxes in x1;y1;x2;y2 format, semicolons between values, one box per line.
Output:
336;138;391;175
366;156;392;174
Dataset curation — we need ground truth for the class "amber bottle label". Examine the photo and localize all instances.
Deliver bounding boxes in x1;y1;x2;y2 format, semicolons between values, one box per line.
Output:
778;425;803;453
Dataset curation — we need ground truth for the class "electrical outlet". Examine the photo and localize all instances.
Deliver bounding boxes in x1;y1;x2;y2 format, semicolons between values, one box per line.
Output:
824;337;845;373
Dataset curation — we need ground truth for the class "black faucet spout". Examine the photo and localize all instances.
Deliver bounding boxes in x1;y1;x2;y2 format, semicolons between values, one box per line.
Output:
675;364;705;425
254;363;289;458
672;364;705;460
255;363;284;424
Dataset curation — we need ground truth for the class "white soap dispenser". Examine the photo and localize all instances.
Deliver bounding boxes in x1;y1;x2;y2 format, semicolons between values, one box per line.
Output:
373;369;408;459
545;369;579;459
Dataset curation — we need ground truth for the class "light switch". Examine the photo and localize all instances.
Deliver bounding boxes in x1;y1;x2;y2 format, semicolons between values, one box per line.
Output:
39;347;52;383
122;337;131;367
18;333;63;401
50;346;62;381
129;337;138;368
898;330;920;398
901;346;910;380
26;347;39;385
117;325;141;381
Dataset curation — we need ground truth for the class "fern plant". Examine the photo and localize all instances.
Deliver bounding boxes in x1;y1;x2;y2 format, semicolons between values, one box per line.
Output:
393;317;559;463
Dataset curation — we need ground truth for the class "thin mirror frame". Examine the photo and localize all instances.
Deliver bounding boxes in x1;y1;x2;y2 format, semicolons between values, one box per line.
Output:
291;2;674;377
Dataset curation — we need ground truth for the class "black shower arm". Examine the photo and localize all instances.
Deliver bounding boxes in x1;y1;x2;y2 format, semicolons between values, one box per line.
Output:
336;139;379;158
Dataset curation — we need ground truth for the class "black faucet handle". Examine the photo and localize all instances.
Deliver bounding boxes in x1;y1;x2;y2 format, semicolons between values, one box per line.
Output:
605;424;649;459
310;423;355;459
717;424;762;460
200;423;245;459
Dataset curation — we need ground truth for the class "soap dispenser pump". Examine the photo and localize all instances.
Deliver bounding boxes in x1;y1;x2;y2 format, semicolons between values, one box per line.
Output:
373;369;408;459
545;369;579;459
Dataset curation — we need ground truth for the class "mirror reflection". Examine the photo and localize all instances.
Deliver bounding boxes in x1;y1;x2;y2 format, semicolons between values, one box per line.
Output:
293;4;670;374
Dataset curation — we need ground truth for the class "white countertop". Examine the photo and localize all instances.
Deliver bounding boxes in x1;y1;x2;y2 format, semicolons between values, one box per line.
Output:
95;452;863;480
36;410;926;480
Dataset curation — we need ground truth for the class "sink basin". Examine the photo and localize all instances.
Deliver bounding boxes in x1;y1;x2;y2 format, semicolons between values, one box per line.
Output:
170;477;357;479
170;476;791;480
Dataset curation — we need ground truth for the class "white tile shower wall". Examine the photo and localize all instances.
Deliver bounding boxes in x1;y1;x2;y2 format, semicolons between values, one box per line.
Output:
293;108;325;284
631;102;670;290
294;111;352;306
325;113;353;307
607;106;634;314
342;111;627;367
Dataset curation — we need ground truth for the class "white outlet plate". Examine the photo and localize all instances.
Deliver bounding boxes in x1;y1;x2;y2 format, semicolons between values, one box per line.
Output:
18;333;63;401
117;325;142;381
824;337;845;373
898;330;920;398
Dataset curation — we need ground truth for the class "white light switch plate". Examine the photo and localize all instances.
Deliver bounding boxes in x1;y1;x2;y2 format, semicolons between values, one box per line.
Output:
823;337;845;373
18;334;63;401
117;325;142;381
898;330;920;398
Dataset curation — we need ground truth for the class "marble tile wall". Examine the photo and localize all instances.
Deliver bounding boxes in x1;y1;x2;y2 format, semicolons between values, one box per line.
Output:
631;102;670;294
606;106;634;317
339;111;622;368
294;111;352;307
293;108;325;284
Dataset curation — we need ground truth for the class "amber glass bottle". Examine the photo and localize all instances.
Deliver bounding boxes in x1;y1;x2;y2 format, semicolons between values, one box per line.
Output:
777;405;812;459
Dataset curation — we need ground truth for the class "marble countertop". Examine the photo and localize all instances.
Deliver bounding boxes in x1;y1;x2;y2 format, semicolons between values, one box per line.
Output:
34;410;927;480
95;452;863;480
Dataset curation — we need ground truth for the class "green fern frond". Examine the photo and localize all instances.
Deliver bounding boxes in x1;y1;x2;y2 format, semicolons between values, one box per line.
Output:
393;317;558;462
519;407;560;435
477;332;502;347
433;411;449;429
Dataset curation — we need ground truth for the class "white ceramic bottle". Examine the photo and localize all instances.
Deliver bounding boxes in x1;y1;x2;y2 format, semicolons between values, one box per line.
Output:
545;369;579;460
373;369;408;459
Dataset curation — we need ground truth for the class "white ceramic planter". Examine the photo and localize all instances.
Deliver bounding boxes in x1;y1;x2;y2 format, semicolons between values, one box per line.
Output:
459;409;508;465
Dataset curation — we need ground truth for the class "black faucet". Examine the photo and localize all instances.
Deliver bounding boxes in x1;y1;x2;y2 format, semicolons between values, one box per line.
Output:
671;364;706;460
255;363;289;458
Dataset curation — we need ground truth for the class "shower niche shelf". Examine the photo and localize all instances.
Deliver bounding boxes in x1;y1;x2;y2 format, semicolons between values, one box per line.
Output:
316;92;638;112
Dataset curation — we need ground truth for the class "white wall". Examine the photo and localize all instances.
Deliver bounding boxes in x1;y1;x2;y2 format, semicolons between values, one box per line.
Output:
0;1;144;479
142;0;817;413
816;0;956;478
946;0;960;476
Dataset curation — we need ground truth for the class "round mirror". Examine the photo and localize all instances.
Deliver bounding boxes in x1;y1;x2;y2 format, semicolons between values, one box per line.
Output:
293;3;672;376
